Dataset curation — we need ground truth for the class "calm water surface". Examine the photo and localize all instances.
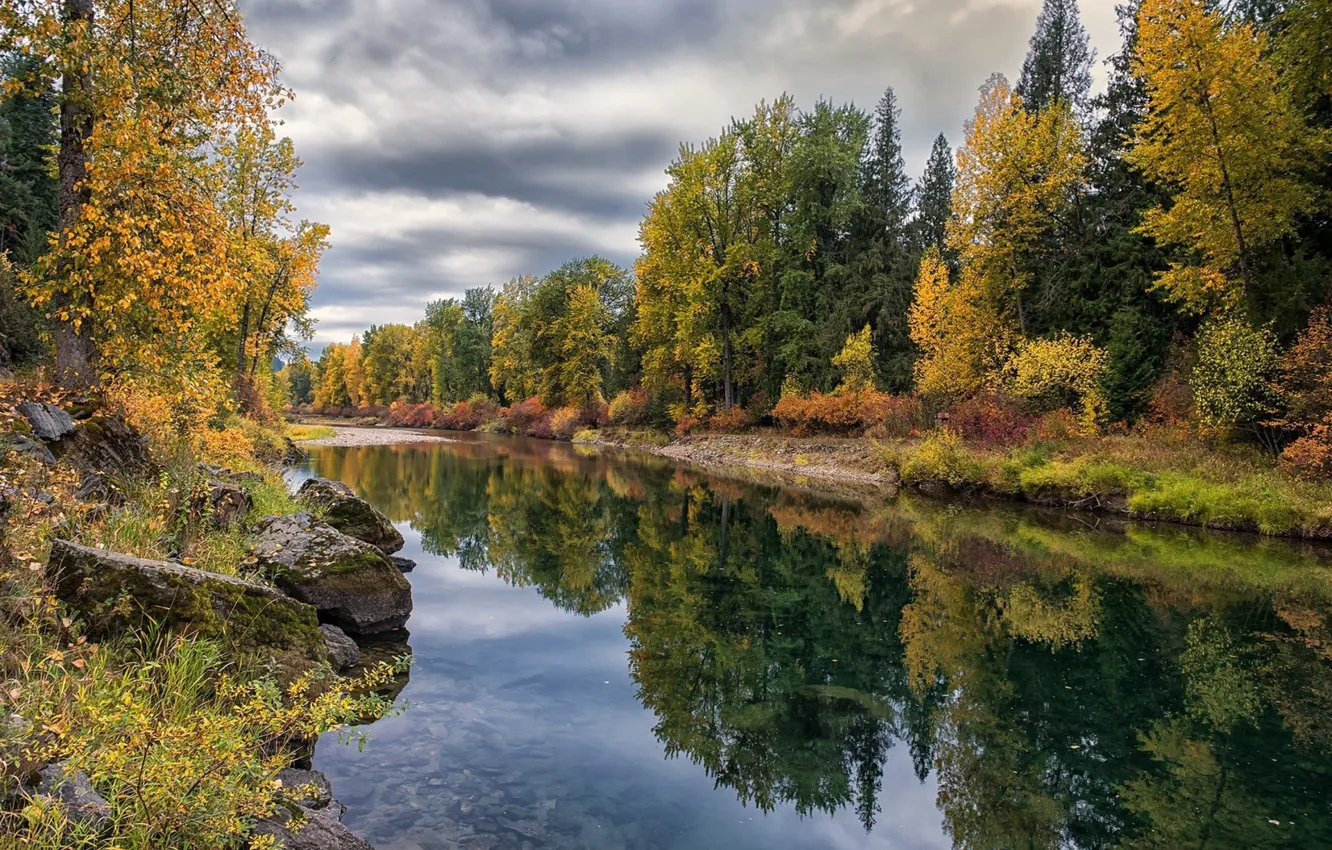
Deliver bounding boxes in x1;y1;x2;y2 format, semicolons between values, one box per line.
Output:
294;433;1332;850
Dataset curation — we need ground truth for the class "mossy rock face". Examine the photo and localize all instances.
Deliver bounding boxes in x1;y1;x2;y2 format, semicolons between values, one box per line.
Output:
252;514;412;635
47;540;326;683
297;478;404;555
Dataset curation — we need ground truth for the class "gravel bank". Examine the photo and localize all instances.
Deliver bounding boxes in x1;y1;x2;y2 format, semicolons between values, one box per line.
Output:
297;427;456;448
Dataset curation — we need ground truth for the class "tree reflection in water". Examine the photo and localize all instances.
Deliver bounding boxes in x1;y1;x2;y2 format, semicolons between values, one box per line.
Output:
309;435;1332;849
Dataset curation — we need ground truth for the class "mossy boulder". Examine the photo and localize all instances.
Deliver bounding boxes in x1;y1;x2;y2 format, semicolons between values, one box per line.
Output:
56;415;155;476
252;514;412;635
297;478;404;555
48;540;326;683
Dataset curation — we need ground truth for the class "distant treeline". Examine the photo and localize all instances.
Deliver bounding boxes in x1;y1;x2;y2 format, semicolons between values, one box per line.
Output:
285;0;1332;470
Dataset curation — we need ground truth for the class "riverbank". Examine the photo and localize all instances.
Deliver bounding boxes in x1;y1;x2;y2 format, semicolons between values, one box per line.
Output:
296;419;1332;541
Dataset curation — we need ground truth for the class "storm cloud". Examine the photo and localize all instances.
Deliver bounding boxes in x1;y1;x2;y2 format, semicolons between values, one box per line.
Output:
238;0;1122;349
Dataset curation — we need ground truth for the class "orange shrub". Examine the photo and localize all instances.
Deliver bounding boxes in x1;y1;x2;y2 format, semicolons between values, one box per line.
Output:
548;406;582;440
1281;424;1332;482
387;400;437;428
675;414;703;437
774;389;906;436
707;407;752;433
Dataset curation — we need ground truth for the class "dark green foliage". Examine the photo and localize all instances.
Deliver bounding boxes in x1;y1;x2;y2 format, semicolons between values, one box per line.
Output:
911;134;954;257
1016;0;1095;114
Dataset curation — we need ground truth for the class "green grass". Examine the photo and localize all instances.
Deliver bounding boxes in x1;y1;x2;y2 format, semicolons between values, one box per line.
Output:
883;429;1332;537
287;424;337;441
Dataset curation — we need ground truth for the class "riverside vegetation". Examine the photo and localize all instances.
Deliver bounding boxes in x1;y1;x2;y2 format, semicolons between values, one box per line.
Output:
286;0;1332;537
1;0;1331;847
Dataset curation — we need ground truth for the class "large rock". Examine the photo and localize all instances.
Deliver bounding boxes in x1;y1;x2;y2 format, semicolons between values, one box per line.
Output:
48;540;327;682
253;801;374;850
58;416;155;476
28;762;113;832
297;478;404;555
275;768;335;810
17;402;76;443
252;514;412;635
320;624;360;672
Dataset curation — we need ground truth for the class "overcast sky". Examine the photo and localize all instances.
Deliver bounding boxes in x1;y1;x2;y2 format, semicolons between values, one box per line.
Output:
238;0;1124;352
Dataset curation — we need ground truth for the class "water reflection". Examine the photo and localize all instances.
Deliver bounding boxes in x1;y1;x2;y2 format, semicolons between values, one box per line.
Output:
307;434;1332;850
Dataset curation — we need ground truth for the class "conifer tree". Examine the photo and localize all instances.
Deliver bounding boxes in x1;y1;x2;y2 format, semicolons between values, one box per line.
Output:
1016;0;1095;114
851;88;915;391
912;134;956;256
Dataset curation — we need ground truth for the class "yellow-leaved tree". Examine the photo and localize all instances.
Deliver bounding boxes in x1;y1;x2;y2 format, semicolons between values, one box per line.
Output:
0;0;291;399
1128;0;1329;311
911;75;1085;401
832;325;877;394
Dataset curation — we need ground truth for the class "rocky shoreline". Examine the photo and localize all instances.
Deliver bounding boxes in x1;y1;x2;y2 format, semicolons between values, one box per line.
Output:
3;403;413;849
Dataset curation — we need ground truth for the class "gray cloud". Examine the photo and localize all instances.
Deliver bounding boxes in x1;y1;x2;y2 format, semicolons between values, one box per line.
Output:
238;0;1123;352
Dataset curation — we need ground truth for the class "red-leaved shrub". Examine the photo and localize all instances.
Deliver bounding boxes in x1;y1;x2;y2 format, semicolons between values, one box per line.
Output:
942;393;1035;447
499;397;547;435
707;407;752;433
388;401;437;428
1281;424;1332;482
675;414;703;437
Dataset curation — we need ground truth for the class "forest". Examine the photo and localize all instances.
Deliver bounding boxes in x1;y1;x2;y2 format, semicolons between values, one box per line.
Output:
287;0;1332;486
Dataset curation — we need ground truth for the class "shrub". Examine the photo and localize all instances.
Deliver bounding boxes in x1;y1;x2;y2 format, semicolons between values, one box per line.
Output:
942;392;1035;448
1032;408;1079;442
1191;312;1280;430
499;397;546;434
1005;333;1110;433
387;400;437;428
1281;424;1332;482
548;406;582;440
675;414;703;437
608;389;654;428
866;396;928;439
745;390;774;424
444;397;500;431
708;406;752;433
900;429;984;487
774;389;906;436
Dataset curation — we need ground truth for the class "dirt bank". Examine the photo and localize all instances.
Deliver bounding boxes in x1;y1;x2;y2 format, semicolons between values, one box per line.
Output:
595;431;899;497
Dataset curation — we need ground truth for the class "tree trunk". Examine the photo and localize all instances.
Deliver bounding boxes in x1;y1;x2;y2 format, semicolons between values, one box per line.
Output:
236;300;251;388
683;364;693;411
54;0;97;389
721;302;734;410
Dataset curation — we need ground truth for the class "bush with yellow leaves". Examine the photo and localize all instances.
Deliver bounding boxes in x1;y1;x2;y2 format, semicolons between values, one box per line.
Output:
1005;333;1110;435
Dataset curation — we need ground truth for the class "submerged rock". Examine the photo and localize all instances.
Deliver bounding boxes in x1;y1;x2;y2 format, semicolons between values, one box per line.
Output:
252;514;412;635
297;478;404;555
17;402;77;443
320;624;360;672
28;762;113;831
48;540;327;682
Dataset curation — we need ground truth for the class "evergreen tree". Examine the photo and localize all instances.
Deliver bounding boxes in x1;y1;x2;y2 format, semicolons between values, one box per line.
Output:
850;88;916;391
1016;0;1096;114
0;54;58;262
912;134;955;256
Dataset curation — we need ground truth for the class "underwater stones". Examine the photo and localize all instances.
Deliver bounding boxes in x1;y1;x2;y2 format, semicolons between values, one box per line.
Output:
47;540;327;682
297;478;404;555
321;624;361;672
252;514;412;635
17;401;76;443
253;769;376;850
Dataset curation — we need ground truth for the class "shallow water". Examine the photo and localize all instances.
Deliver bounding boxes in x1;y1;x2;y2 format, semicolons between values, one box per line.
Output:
297;433;1332;850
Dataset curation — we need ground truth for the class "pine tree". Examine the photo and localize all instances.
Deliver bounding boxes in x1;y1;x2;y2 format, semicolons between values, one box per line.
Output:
1016;0;1095;114
0;53;58;262
850;88;916;391
912;134;955;256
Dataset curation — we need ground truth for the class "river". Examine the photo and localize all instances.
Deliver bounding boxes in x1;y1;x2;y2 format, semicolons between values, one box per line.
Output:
292;432;1332;850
